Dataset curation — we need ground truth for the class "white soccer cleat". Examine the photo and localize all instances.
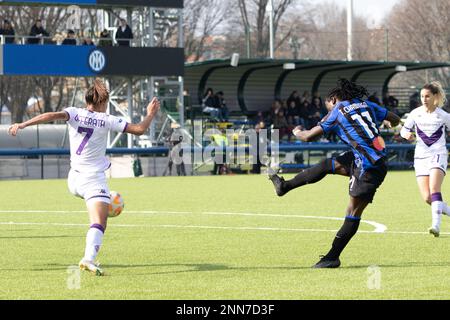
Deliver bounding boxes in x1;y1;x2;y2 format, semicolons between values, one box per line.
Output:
428;227;440;238
79;259;104;276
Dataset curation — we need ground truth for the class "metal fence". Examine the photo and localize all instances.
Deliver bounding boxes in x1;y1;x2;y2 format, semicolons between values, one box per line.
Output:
205;29;449;63
0;143;445;180
0;35;149;47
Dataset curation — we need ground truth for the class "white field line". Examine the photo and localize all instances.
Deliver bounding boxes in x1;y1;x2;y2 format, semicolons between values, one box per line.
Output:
0;210;191;214
0;209;385;233
0;209;446;235
203;212;387;233
0;221;339;233
0;221;447;236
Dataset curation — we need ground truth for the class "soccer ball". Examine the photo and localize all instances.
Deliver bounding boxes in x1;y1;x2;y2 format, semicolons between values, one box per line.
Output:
109;191;124;218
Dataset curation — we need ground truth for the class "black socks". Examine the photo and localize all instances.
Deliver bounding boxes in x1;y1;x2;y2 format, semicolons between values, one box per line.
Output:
284;158;334;192
324;216;361;260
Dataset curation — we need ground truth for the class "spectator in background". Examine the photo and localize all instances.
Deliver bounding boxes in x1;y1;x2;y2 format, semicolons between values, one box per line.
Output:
82;37;95;46
202;88;220;119
312;96;327;118
273;108;290;140
164;122;186;176
306;98;322;129
286;99;301;127
312;91;324;109
115;18;133;47
301;90;311;104
211;129;229;175
215;91;229;122
28;19;49;44
287;91;301;109
254;111;268;127
409;91;420;112
0;20;15;44
298;99;310;129
269;99;283;125
368;92;382;105
98;29;113;46
383;91;400;113
62;29;77;45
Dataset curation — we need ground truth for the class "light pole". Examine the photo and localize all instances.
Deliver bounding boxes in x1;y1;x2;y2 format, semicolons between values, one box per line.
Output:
245;24;251;58
347;0;353;61
268;0;274;59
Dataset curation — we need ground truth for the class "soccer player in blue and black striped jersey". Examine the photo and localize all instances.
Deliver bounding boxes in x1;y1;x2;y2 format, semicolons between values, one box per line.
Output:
269;79;400;268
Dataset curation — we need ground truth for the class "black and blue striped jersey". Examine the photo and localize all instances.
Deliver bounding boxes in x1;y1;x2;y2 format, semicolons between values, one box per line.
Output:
319;99;388;169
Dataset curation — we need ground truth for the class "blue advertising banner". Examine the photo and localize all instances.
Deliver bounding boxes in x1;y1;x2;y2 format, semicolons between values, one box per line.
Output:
1;45;184;77
3;45;95;76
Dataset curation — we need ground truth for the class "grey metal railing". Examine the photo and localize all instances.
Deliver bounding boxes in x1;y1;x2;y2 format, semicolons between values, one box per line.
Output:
0;35;139;46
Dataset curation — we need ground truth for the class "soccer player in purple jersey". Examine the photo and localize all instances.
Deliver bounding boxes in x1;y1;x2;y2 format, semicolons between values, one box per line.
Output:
400;81;450;237
8;79;160;275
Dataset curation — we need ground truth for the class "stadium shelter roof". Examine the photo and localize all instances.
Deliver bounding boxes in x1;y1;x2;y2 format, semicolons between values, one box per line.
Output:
184;59;449;114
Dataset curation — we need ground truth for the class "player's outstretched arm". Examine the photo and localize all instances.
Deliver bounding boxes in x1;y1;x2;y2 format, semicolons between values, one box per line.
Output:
8;111;69;136
125;97;160;136
399;112;415;142
385;111;400;127
292;125;324;142
400;128;415;142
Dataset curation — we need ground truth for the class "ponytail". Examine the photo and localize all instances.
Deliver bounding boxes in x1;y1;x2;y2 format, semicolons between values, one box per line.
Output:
423;81;446;107
85;79;109;108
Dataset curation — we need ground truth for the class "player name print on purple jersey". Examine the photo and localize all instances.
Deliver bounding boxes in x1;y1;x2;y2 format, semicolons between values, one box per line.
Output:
64;107;128;172
74;114;106;128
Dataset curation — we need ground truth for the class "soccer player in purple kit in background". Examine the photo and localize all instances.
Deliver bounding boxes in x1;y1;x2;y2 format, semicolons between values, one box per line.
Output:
400;81;450;237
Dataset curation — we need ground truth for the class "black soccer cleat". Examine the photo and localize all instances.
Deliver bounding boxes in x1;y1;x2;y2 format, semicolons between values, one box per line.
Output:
269;174;287;197
312;256;341;269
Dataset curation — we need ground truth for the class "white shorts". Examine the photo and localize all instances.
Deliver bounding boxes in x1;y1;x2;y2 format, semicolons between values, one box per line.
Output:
67;169;110;204
414;154;448;177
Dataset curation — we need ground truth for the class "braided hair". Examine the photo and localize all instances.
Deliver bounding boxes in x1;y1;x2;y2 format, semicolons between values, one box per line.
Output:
327;78;369;101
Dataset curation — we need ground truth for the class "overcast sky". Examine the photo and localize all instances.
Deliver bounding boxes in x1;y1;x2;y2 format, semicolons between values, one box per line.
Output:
317;0;401;27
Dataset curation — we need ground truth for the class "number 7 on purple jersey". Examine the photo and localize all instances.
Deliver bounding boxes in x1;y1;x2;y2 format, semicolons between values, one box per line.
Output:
76;127;94;155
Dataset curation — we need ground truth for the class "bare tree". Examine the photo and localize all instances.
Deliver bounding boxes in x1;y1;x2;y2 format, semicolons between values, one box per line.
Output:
184;0;235;61
0;78;10;124
284;1;374;61
386;0;450;87
5;77;35;123
237;0;295;58
33;77;62;114
298;2;346;60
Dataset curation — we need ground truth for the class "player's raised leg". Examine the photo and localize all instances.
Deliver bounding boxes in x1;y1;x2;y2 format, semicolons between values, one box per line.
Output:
313;196;369;268
269;157;350;196
79;199;109;276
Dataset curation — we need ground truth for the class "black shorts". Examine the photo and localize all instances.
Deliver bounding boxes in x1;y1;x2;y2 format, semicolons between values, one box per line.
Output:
334;151;387;203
